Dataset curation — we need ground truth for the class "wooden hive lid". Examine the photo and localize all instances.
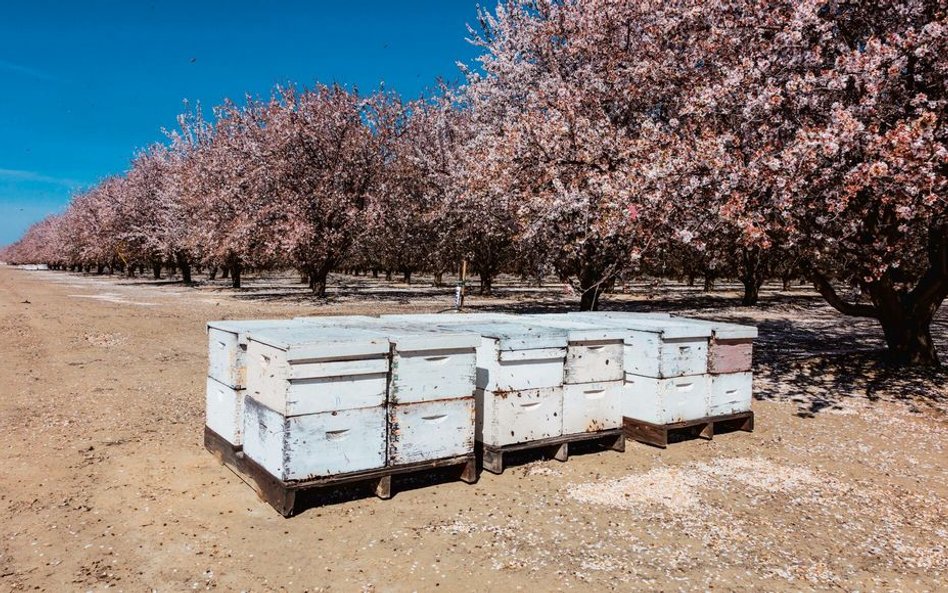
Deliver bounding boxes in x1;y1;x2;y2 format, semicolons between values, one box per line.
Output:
246;325;391;361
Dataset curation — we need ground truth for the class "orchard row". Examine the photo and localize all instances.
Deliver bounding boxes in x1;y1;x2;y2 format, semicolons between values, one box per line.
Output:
3;1;945;364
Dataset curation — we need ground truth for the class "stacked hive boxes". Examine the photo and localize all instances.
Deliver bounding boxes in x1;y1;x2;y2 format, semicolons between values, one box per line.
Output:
242;325;393;480
205;311;757;512
384;316;570;447
295;316;480;466
206;319;308;449
676;318;757;417
566;313;756;446
381;314;629;473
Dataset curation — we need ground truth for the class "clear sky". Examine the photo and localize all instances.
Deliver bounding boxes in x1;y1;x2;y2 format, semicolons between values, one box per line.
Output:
0;1;485;245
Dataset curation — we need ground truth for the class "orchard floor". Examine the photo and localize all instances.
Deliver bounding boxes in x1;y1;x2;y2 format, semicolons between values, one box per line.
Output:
1;266;946;593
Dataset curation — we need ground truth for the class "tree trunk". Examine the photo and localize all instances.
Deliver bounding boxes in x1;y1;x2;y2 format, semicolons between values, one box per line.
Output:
703;275;715;292
96;264;105;275
385;270;393;282
175;252;192;284
740;277;761;306
433;271;443;287
687;274;696;287
579;285;603;311
231;263;241;289
402;270;412;285
782;275;792;291
739;247;767;306
208;266;217;281
877;310;939;366
372;269;379;278
478;270;493;296
300;272;309;285
310;263;332;298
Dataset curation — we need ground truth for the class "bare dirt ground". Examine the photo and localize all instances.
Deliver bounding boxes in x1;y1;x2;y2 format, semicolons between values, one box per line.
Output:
1;266;946;593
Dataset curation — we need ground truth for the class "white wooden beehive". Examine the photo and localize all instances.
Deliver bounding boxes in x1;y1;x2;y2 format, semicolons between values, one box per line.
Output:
242;396;387;481
245;325;390;416
569;313;712;378
475;386;564;447
207;319;305;389
295;316;481;466
382;317;570;448
562;381;623;433
679;319;757;374
205;376;245;445
239;325;392;481
622;373;711;424
709;371;753;416
297;316;480;404
388;397;475;465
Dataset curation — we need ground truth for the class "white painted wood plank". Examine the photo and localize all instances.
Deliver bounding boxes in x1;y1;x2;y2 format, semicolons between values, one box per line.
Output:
388;398;475;464
562;381;623;434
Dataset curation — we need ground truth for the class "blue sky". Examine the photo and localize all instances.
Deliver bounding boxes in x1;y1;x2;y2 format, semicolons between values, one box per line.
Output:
0;1;485;245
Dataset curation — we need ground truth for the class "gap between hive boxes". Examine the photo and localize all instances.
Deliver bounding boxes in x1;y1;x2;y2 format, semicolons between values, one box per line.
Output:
622;410;754;449
205;426;477;517
478;427;625;475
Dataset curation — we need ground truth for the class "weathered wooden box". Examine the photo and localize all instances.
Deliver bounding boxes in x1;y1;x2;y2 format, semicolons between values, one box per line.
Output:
242;396;387;481
519;315;626;384
205;376;245;446
475;387;564;447
569;313;712;378
562;381;623;433
245;326;390;416
297;316;480;403
389;397;475;465
680;320;757;374
621;373;711;424
207;319;304;389
709;371;753;416
295;316;480;467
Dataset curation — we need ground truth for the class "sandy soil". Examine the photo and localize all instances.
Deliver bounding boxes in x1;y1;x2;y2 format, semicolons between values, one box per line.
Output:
0;266;946;592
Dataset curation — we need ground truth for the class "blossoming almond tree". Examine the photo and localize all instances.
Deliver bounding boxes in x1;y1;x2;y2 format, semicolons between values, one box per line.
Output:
697;0;947;365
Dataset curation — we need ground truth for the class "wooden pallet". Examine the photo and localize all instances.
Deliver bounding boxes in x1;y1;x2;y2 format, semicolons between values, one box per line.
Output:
479;428;625;475
204;426;477;517
622;410;754;448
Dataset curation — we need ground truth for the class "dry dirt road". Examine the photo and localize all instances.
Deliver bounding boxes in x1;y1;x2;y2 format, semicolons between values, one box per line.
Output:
1;266;946;592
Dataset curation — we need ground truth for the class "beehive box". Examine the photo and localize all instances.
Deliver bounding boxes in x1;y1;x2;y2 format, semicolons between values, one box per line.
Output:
674;319;757;374
205;319;306;447
207;319;304;389
243;396;387;481
297;316;480;466
562;381;623;433
570;313;712;378
709;371;753;416
475;387;563;447
382;317;569;448
622;373;712;424
241;325;391;481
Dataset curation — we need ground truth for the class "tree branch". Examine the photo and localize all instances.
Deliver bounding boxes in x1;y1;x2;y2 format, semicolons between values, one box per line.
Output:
807;266;878;318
